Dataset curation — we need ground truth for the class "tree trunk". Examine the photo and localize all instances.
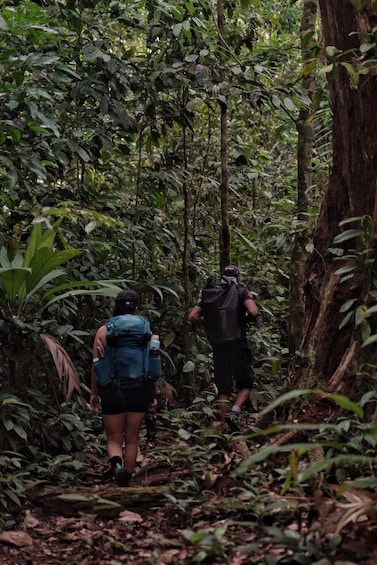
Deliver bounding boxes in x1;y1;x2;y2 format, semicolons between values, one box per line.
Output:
182;87;192;359
294;1;377;393
288;0;318;355
217;0;231;271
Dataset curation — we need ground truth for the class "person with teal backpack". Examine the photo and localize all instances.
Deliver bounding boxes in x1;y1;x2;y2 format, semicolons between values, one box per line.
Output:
90;290;161;486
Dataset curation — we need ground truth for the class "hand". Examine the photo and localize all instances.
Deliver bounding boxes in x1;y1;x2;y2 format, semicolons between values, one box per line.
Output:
148;397;158;411
90;393;100;412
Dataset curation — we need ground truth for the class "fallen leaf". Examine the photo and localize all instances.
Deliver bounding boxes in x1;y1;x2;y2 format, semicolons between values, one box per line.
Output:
22;510;40;529
233;440;250;458
118;510;143;523
0;530;33;547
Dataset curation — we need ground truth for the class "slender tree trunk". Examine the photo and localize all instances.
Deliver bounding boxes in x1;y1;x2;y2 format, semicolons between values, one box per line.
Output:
217;0;231;271
293;0;377;393
182;88;191;357
288;0;318;354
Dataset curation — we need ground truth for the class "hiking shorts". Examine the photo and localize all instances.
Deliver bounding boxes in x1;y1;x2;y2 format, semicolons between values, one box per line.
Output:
99;379;154;415
212;341;254;396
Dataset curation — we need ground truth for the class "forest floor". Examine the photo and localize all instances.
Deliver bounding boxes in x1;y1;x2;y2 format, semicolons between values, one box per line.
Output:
1;413;377;565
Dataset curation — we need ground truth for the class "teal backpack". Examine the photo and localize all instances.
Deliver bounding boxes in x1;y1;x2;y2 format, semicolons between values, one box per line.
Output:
93;314;161;388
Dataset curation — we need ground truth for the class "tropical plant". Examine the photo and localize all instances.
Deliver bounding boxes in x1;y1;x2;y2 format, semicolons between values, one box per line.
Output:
0;218;128;397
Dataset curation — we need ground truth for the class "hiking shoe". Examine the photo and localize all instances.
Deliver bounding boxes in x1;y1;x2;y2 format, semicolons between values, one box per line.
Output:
225;412;241;433
115;467;131;487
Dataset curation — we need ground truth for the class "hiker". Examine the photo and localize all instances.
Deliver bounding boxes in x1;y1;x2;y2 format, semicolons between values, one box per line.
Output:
90;290;160;486
188;265;258;429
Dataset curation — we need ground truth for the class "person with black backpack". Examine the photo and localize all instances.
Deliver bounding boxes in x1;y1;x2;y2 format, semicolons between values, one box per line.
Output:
188;266;258;431
90;290;161;486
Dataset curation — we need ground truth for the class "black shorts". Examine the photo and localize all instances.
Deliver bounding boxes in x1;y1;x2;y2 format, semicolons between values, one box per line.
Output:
99;379;154;415
212;341;254;396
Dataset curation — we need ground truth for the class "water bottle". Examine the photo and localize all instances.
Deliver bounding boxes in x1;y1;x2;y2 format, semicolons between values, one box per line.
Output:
149;334;161;380
150;334;160;352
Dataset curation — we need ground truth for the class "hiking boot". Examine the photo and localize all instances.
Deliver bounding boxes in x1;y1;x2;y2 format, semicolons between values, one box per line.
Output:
115;467;131;487
225;412;241;433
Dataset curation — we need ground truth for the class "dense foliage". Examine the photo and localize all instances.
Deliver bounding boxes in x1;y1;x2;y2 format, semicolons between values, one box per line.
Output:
0;0;306;413
3;3;377;559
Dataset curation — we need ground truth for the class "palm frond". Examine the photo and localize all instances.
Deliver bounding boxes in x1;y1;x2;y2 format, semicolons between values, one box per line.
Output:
40;333;82;401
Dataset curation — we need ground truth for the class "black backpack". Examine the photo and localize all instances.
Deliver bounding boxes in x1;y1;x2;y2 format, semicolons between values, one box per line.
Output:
200;276;243;346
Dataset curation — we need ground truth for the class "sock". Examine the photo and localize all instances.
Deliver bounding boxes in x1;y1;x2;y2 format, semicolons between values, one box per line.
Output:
231;405;241;415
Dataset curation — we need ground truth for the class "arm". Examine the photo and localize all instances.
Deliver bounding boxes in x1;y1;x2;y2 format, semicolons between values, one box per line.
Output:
90;325;107;411
188;304;204;325
244;293;259;319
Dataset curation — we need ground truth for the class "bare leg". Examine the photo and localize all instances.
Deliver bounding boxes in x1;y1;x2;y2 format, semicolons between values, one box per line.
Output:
233;388;250;411
103;413;126;461
123;412;145;474
217;395;230;422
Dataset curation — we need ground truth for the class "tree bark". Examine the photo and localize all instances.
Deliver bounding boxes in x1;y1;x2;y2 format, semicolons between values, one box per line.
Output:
217;0;231;271
288;0;318;354
294;1;377;392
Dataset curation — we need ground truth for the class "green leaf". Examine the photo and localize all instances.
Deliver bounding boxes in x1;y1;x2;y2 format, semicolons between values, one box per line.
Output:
185;54;198;63
260;389;363;418
339;299;357;313
0;16;8;31
360;42;376;53
355;305;367;326
338;309;354;329
299;454;373;483
334;265;357;276
182;360;195;373
283;97;295;111
3;419;14;431
237;442;321;472
75;146;90;162
234;229;258;252
326;46;341;57
364;303;377;316
259;389;313;416
172;23;182;37
319;391;363;418
178;428;191;440
321;63;334;75
0;267;32;302
1;397;30;407
271;94;280;107
362;333;377;348
333;229;363;244
341;62;359;86
13;425;28;440
5;490;21;507
195;64;209;86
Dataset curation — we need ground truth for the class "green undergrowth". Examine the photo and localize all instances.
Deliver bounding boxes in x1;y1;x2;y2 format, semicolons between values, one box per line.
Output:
1;387;377;563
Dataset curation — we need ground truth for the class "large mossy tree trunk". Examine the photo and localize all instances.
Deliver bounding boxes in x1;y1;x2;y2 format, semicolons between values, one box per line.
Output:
288;0;318;355
292;1;377;395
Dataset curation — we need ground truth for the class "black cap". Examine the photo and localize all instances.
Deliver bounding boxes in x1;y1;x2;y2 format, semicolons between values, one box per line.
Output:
223;265;240;278
115;290;140;307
